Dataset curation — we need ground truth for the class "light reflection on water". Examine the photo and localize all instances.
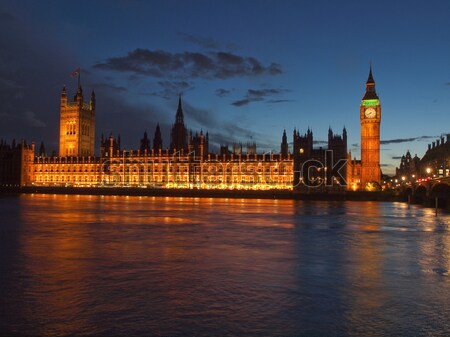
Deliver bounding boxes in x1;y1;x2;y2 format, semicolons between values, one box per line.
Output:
0;194;449;336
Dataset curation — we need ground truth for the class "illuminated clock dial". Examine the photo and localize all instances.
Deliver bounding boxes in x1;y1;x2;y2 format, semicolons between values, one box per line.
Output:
364;107;376;118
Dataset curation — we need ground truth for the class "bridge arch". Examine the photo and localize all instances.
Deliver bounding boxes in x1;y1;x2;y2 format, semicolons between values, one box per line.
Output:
414;185;427;204
431;183;450;198
430;183;450;209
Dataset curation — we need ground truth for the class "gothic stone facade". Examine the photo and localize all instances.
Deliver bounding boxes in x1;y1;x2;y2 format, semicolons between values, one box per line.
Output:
5;68;381;191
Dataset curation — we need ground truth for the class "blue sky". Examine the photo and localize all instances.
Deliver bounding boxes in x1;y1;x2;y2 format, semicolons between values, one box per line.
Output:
0;0;449;174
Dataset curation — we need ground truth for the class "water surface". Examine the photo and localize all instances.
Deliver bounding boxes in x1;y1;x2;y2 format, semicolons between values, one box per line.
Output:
0;194;449;336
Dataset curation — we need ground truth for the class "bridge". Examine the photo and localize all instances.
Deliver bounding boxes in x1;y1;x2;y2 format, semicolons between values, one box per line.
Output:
405;176;450;210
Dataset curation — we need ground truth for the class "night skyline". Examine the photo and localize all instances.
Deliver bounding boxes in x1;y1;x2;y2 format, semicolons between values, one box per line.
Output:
1;0;449;175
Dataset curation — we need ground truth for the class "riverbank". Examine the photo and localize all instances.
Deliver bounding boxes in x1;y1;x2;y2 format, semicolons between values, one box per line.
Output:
1;186;448;213
0;185;403;201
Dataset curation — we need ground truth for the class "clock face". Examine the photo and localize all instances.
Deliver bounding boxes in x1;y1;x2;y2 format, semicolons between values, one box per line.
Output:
365;107;376;118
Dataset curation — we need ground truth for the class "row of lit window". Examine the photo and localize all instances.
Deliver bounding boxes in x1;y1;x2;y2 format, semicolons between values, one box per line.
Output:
103;176;292;184
32;164;291;174
105;165;291;173
36;176;99;182
34;167;100;173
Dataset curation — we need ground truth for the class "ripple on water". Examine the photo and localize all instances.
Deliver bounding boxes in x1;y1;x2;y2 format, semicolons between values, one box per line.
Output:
0;195;449;336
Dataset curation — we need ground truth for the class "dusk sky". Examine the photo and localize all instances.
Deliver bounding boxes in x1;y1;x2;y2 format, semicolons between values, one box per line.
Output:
1;0;449;175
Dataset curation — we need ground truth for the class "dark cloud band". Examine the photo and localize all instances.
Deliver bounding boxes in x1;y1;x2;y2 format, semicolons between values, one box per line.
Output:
380;135;436;145
94;48;282;79
231;88;290;107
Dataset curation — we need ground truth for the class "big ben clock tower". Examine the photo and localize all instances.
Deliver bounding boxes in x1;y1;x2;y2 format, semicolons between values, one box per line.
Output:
360;65;381;189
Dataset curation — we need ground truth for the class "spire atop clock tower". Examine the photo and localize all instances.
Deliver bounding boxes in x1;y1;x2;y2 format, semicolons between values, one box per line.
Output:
366;63;375;84
363;64;379;100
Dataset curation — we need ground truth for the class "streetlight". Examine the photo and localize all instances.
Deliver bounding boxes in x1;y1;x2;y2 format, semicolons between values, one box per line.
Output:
426;167;431;178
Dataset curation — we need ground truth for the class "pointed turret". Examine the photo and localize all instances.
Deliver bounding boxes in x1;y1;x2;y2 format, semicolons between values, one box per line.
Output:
366;63;375;84
281;129;288;157
61;85;67;107
176;94;184;124
90;90;96;110
363;64;379;100
75;85;83;106
153;123;163;152
170;95;188;152
140;130;151;153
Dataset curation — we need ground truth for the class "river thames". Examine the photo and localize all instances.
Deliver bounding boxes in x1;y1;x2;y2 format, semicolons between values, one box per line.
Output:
0;194;449;336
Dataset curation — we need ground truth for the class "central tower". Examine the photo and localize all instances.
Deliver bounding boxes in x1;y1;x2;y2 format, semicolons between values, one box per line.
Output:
59;85;95;157
360;65;381;189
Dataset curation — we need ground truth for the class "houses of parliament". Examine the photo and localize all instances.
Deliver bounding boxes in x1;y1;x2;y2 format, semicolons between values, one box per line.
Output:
0;67;382;191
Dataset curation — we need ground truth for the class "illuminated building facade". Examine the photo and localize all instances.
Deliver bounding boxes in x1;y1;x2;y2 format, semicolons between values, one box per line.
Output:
359;65;381;189
32;143;293;190
2;69;386;192
30;88;293;190
0;139;35;186
345;66;382;191
395;136;450;180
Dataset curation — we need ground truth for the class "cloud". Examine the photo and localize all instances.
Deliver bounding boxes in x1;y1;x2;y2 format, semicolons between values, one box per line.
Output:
180;101;275;151
215;88;231;97
313;140;327;145
92;82;127;93
23;111;46;128
183;101;216;129
267;99;294;104
231;88;290;107
380;135;436;145
94;93;171;149
94;48;282;79
351;143;359;148
391;156;403;160
177;32;239;51
148;81;193;99
0;12;16;22
178;32;221;49
209;127;276;151
231;98;252;107
0;77;23;90
0;110;46;128
445;82;450;86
